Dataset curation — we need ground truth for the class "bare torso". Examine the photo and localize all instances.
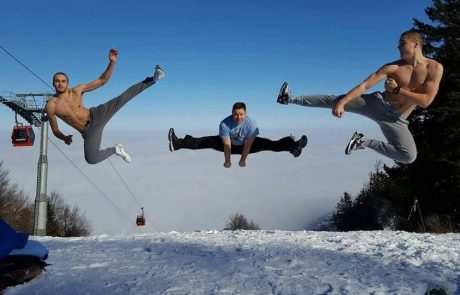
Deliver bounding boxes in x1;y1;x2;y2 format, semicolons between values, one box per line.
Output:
384;58;439;118
48;89;90;132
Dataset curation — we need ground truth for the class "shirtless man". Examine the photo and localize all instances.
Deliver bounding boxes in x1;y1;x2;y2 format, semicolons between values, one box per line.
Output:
277;30;443;163
46;49;165;164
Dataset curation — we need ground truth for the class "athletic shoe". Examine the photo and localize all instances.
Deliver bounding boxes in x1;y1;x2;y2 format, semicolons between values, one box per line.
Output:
168;128;182;151
277;82;291;105
345;132;366;155
290;135;308;158
154;65;165;81
115;144;131;163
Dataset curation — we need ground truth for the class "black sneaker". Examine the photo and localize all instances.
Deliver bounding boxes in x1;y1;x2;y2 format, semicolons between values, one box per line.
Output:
345;132;365;155
168;128;182;151
291;135;308;158
277;82;290;105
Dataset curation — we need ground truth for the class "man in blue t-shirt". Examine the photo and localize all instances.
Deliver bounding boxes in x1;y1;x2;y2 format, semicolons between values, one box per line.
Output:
168;102;308;168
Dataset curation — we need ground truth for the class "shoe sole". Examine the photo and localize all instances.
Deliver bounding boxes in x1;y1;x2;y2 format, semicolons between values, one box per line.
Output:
277;82;289;105
293;135;308;158
155;65;165;79
345;132;360;155
155;64;165;72
168;128;174;152
115;144;131;163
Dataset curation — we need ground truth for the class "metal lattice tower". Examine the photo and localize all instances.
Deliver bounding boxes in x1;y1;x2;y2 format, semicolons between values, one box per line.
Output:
1;92;53;236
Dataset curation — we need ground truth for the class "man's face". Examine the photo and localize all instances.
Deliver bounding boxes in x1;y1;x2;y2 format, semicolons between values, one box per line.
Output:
53;74;68;93
232;108;247;124
398;36;418;60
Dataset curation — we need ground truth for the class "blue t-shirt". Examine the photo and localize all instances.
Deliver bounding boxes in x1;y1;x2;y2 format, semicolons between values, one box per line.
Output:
219;115;259;146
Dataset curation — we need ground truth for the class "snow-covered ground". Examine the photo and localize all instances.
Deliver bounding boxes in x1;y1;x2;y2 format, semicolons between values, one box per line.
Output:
5;230;460;295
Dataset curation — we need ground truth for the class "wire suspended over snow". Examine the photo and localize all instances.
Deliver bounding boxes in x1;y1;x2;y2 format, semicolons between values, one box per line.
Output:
1;44;160;232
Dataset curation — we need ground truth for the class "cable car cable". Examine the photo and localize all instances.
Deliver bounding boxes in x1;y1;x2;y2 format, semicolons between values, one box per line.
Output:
108;159;161;231
2;44;160;231
48;137;139;230
0;45;54;91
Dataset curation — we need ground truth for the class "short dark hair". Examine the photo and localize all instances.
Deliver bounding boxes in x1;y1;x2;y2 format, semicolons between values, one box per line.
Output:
52;72;69;82
232;102;246;112
401;29;423;46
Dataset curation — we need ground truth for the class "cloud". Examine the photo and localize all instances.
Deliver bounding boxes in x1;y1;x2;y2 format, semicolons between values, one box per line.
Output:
0;123;392;234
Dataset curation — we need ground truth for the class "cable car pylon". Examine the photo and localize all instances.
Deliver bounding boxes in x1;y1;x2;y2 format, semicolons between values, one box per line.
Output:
1;92;52;236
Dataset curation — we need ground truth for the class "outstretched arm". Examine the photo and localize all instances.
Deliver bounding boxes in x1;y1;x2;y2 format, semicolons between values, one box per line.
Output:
74;49;118;94
333;65;389;118
239;136;256;167
45;103;73;145
222;137;232;168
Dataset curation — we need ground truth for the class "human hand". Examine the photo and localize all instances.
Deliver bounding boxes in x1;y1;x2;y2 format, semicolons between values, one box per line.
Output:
332;103;345;118
223;161;231;168
385;78;398;92
64;135;73;145
239;160;246;167
109;49;118;62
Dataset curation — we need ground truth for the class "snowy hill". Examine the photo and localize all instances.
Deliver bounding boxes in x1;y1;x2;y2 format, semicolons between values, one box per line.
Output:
5;230;459;295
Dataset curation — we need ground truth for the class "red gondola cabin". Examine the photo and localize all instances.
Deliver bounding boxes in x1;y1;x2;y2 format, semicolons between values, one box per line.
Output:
11;125;35;147
136;207;145;226
136;215;146;226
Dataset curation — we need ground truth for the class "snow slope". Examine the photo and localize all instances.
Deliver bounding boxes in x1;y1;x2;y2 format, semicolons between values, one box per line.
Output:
5;230;460;295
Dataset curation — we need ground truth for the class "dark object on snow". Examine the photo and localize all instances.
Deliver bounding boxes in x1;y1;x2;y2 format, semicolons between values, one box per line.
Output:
425;285;450;295
0;255;49;293
0;219;49;294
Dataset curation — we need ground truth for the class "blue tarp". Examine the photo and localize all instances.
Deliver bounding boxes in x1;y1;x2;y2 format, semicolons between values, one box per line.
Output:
0;219;29;260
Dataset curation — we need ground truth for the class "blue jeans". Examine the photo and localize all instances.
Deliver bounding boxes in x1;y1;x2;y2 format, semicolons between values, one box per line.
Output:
289;91;417;163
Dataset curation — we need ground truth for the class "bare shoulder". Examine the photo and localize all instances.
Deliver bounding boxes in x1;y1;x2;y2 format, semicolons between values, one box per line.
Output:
427;58;443;74
46;96;58;106
70;85;84;95
377;60;402;74
45;97;57;112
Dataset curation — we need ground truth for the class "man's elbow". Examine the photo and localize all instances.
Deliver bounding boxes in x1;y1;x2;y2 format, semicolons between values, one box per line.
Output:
419;96;435;108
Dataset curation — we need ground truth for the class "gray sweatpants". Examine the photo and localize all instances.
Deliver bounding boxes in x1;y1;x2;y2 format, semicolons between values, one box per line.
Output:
81;77;156;164
288;91;417;163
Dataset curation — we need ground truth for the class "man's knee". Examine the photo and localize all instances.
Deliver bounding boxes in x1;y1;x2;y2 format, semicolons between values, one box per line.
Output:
84;154;99;165
398;148;417;164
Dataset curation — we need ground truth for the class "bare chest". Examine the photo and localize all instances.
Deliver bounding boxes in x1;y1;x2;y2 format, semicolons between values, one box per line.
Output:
54;94;85;117
391;65;428;90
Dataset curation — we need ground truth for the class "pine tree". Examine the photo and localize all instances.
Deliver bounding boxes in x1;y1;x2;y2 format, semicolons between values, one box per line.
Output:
384;0;460;231
332;192;354;231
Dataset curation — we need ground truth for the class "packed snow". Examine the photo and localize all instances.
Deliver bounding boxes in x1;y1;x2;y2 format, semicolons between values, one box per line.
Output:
5;230;459;295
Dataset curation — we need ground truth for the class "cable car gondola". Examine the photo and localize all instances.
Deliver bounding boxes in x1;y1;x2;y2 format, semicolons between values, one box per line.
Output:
11;124;35;147
136;207;146;226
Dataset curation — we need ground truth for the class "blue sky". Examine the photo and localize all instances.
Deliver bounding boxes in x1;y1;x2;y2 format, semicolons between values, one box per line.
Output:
1;0;433;130
0;1;435;233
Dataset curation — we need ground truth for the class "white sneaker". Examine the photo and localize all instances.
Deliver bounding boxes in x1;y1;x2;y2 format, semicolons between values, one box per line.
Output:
153;65;165;81
115;144;131;163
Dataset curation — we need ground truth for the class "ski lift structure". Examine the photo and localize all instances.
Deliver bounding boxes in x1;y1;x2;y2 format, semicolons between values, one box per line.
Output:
2;92;151;233
136;207;146;226
1;92;47;147
1;92;52;236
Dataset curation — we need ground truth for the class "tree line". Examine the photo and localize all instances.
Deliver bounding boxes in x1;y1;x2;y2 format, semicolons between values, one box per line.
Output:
0;161;91;237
